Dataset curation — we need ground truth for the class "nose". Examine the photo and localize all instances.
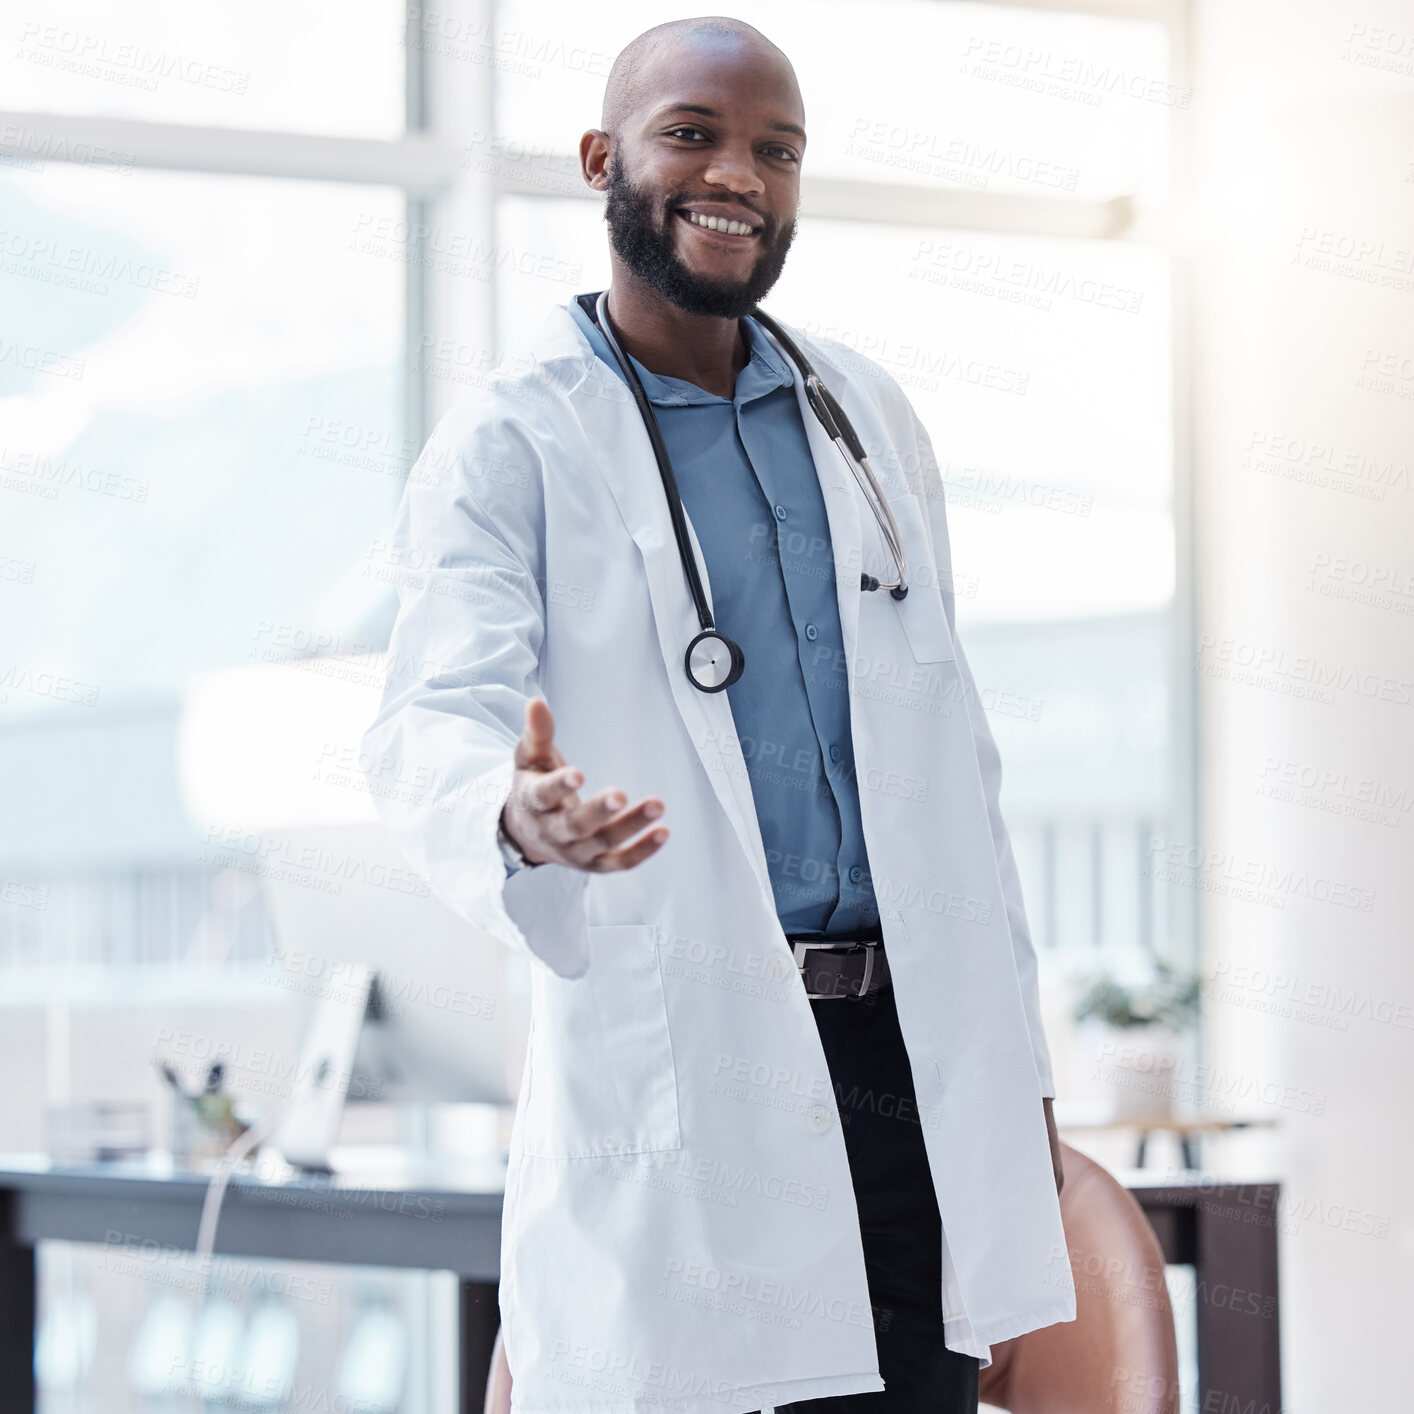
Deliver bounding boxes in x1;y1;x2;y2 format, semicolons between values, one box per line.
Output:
700;143;766;199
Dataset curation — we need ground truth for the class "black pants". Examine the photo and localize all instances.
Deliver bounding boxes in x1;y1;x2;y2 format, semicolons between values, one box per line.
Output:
773;985;979;1414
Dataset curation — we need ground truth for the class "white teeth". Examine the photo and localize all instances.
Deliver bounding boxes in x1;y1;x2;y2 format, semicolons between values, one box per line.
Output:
685;210;755;236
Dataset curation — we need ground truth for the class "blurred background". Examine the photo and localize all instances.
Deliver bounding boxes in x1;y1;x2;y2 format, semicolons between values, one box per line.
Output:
1;0;1411;1410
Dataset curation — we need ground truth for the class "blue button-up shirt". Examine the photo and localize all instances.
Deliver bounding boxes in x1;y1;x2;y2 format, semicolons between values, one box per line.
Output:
569;297;878;937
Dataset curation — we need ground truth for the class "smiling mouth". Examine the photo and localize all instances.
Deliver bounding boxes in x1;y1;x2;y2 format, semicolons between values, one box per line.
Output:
674;207;762;242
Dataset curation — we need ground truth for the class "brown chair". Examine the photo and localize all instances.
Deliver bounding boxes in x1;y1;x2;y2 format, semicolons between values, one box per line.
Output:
483;1143;1178;1414
978;1143;1179;1413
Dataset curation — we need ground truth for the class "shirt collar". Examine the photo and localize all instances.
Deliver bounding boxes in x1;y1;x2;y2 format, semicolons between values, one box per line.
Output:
567;294;794;408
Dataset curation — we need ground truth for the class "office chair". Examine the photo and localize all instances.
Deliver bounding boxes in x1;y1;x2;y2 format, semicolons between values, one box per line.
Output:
977;1143;1180;1413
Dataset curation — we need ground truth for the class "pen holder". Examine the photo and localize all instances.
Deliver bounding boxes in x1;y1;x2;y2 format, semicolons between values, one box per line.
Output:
169;1091;252;1167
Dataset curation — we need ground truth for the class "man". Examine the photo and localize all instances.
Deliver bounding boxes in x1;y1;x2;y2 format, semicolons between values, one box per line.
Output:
362;16;1073;1414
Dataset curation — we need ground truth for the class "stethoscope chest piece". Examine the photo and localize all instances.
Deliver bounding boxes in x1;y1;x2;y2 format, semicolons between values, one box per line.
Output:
685;630;744;692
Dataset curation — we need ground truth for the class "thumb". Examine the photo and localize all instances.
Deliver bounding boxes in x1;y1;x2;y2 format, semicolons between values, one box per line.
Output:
516;697;561;770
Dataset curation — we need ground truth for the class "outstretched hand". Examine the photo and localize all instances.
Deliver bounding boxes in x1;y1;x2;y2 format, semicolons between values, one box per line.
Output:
500;698;669;872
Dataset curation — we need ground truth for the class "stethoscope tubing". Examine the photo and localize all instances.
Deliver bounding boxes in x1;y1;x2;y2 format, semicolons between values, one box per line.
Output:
582;289;909;690
747;308;909;603
589;291;716;635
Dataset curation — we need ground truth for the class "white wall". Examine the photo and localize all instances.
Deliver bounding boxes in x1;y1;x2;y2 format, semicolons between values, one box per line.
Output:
1193;3;1414;1407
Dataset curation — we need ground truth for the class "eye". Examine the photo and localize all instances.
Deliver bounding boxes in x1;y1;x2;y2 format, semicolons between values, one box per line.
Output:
666;126;708;142
763;144;799;163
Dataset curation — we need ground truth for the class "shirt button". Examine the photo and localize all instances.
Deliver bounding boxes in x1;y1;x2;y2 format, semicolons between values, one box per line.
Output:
848;865;864;886
806;1104;833;1134
829;744;842;764
774;504;787;521
804;623;818;642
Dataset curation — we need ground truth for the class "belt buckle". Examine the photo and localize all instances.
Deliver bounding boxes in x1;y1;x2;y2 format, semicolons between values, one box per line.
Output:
792;939;875;1001
856;942;876;998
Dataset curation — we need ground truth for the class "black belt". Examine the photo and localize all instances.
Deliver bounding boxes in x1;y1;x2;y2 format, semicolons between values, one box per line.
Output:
787;930;891;1000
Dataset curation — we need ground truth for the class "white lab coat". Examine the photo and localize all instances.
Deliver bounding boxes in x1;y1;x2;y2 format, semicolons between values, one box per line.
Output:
361;300;1075;1413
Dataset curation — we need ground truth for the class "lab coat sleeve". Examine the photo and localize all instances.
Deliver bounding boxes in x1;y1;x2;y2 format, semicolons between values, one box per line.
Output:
896;394;1057;1100
359;402;592;980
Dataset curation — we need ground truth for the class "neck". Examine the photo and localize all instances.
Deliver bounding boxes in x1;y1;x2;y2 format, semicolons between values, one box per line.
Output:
602;266;749;399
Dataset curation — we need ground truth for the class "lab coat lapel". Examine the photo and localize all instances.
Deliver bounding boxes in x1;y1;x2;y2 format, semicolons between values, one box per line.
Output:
564;350;772;896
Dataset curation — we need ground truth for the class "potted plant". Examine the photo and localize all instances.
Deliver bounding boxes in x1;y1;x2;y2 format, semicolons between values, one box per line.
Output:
1072;961;1201;1119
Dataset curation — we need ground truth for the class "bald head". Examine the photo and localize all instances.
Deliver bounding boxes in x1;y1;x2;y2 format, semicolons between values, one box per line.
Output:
601;17;797;138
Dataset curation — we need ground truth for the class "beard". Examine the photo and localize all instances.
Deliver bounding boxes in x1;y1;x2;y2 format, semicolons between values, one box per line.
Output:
603;159;797;318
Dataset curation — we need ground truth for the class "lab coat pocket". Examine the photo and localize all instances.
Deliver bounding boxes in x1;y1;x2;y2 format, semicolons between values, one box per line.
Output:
520;923;682;1159
886;494;957;664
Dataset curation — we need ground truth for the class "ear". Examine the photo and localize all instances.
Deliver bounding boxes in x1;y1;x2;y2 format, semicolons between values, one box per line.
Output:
580;130;612;192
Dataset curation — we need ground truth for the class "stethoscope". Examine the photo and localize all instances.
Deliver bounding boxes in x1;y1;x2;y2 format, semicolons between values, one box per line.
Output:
578;289;909;694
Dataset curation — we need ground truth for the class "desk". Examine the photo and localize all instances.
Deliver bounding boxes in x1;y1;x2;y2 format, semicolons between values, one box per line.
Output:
0;1153;1280;1414
0;1150;504;1414
1125;1170;1283;1413
1060;1113;1280;1169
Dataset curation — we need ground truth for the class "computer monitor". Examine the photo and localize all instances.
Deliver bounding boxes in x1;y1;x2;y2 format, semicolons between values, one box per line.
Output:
257;822;530;1168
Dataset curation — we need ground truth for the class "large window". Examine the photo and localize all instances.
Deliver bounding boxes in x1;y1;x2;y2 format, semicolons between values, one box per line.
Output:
0;166;404;700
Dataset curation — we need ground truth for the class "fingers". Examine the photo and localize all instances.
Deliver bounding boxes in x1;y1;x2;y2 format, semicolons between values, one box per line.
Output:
590;824;670;872
533;786;670;871
562;790;665;849
563;799;669;871
521;764;584;814
509;748;670;872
